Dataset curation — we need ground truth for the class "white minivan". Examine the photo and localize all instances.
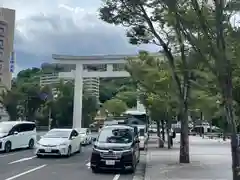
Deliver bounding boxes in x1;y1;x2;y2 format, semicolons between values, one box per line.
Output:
0;121;37;152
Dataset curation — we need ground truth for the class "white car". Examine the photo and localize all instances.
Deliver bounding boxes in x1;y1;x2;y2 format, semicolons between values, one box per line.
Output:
77;128;92;145
138;127;148;150
0;121;37;152
35;128;82;157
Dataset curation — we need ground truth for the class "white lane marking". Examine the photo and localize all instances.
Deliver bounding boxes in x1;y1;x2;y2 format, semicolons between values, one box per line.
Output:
8;156;36;164
86;162;90;169
0;153;17;158
5;164;47;180
113;174;120;180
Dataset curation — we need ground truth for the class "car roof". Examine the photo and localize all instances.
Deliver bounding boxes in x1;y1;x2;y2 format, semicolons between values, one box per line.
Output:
50;128;73;132
0;121;35;125
103;125;134;130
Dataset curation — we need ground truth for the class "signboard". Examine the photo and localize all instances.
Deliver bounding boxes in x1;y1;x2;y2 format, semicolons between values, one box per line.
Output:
237;134;240;146
9;51;15;72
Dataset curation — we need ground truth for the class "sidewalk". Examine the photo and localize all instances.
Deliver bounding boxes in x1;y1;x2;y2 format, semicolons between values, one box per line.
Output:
145;135;232;180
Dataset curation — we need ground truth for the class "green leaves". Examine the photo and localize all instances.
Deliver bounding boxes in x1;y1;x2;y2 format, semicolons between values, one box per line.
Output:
103;99;128;116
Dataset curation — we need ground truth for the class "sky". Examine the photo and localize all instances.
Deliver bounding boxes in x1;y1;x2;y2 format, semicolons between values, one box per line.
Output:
1;0;158;76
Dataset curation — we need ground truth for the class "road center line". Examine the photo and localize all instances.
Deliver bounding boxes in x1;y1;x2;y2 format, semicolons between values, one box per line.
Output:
5;164;47;180
113;174;120;180
8;156;36;164
0;153;17;158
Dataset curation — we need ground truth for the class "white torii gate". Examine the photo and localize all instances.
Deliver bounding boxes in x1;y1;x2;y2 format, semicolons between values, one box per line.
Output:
52;54;146;128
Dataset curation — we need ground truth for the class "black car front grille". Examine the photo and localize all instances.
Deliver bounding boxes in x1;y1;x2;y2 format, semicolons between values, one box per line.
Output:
100;151;122;159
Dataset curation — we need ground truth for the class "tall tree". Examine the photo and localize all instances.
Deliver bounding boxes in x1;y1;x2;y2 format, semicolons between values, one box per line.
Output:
103;99;128;116
99;0;195;163
157;0;240;178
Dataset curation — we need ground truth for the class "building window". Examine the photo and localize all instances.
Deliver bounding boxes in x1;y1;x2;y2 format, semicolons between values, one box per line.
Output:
0;27;3;33
0;39;3;47
0;51;3;58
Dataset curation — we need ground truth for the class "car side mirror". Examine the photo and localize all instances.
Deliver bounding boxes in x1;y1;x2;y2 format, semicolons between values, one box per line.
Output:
71;136;76;140
92;137;96;142
13;131;18;135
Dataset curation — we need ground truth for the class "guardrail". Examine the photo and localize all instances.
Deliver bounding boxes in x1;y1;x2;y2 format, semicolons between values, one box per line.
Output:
204;132;231;139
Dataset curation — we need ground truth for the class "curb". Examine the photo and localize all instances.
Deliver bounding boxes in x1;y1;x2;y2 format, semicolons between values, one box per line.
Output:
133;142;148;180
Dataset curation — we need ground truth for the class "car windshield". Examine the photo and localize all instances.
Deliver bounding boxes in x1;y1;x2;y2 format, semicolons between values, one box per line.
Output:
139;129;145;136
44;130;70;138
98;128;133;144
0;123;13;133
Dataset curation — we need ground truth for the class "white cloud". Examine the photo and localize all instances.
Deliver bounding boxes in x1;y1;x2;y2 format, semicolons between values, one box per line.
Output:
1;0;158;71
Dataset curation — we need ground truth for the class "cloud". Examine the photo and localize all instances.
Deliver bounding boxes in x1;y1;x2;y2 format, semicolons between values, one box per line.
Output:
2;0;158;72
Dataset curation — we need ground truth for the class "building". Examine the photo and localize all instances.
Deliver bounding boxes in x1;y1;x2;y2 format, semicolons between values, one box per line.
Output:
83;77;100;98
0;8;15;121
0;7;15;91
40;72;100;98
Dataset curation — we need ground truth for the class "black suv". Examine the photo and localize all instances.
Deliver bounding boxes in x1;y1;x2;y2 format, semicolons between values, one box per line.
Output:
90;125;140;173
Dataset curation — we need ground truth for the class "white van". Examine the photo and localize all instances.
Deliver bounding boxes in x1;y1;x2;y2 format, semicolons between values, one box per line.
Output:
138;126;148;150
0;121;37;152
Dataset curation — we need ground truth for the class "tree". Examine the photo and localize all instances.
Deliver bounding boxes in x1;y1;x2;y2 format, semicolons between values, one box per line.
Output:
0;89;21;121
82;95;99;128
126;52;178;148
155;0;240;178
103;99;128;116
99;0;195;163
115;91;137;108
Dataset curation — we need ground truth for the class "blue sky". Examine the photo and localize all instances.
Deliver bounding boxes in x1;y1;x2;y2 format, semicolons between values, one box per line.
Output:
1;0;158;76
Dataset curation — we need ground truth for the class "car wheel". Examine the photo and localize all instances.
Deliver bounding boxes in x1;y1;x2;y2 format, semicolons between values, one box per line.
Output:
77;144;82;153
4;141;11;153
36;154;43;158
67;146;72;157
28;139;35;149
129;158;137;173
91;167;99;173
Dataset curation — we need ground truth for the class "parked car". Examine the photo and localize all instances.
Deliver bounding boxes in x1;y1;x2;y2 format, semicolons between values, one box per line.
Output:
35;128;82;157
0;121;37;152
77;128;92;145
138;126;148;150
90;125;140;173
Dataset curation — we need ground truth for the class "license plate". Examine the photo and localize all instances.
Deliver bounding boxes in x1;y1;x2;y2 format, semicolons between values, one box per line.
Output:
106;160;115;165
45;148;52;152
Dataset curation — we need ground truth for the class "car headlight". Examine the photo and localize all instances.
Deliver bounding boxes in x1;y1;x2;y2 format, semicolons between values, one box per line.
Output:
59;143;67;146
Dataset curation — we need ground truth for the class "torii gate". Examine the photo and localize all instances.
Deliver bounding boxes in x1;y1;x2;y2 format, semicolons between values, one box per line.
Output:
52;54;146;128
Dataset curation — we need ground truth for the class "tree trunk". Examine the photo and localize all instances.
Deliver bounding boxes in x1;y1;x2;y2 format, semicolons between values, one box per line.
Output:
167;120;171;149
222;85;240;180
157;120;164;148
179;102;190;163
161;120;165;141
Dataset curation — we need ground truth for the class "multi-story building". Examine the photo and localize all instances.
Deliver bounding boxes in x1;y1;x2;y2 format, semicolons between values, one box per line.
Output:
40;72;100;98
0;7;15;91
0;8;15;121
83;77;100;98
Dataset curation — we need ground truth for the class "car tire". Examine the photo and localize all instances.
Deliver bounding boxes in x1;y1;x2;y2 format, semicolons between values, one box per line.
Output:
4;141;11;153
28;139;35;149
36;154;43;158
91;167;99;173
67;146;72;157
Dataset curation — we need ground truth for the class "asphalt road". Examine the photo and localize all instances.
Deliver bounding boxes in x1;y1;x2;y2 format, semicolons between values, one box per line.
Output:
0;143;144;180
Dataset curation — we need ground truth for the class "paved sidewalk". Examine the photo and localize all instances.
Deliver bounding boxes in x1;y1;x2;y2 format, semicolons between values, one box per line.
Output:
145;135;232;180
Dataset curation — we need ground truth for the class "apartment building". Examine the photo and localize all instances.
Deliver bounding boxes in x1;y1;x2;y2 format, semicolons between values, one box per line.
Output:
0;8;15;121
40;72;100;98
0;7;15;91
